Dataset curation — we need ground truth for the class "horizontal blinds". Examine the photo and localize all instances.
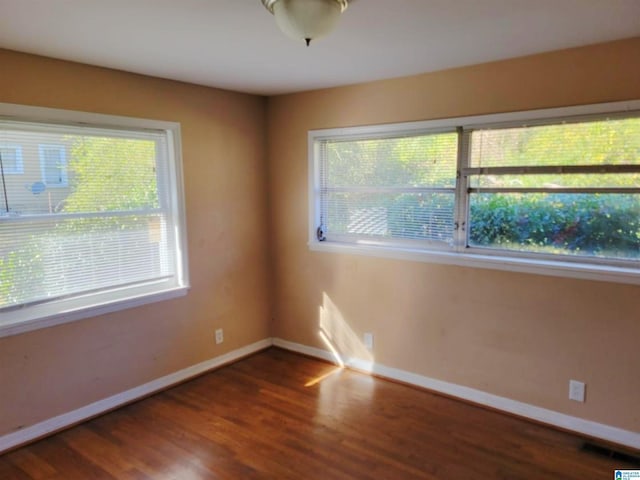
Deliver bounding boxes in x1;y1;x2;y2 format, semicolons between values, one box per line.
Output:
469;117;640;168
0;121;175;310
319;131;458;244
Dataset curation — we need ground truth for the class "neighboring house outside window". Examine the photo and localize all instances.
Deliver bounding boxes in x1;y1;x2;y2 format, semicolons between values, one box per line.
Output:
309;100;640;285
0;103;189;338
0;144;24;174
39;144;67;187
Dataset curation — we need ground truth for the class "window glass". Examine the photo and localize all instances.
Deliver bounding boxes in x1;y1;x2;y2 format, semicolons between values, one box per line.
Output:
319;132;458;245
310;103;640;282
467;118;640;261
0;111;187;335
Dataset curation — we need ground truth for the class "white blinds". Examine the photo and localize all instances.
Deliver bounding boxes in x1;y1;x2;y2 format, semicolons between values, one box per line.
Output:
317;131;458;246
0;120;178;312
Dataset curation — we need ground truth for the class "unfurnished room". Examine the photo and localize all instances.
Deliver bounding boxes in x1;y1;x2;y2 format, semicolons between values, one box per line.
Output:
1;1;640;478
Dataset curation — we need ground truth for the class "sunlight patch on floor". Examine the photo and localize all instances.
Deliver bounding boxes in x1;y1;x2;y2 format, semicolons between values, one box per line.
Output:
304;366;342;387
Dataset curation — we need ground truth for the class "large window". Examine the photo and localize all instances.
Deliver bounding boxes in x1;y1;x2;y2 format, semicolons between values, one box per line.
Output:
309;101;640;283
0;104;188;336
317;131;458;248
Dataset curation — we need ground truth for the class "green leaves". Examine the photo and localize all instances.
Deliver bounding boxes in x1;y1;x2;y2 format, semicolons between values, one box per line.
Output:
469;193;640;259
64;136;159;213
0;238;44;307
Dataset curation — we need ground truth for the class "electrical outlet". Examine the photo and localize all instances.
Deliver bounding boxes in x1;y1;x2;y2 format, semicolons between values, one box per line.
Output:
363;332;374;350
569;379;585;402
215;328;224;345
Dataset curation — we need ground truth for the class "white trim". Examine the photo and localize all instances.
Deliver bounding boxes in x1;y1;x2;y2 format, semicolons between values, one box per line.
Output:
0;286;189;338
308;100;640;141
0;102;181;132
0;338;273;454
3;337;638;454
309;241;640;285
273;337;339;364
308;99;640;285
0;102;190;337
273;338;640;450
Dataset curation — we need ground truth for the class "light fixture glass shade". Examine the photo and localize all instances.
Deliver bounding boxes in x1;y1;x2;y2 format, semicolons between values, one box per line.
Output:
263;0;348;45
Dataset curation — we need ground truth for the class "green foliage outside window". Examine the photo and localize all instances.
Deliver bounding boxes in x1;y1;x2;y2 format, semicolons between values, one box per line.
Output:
0;136;161;309
323;117;640;260
469;193;640;259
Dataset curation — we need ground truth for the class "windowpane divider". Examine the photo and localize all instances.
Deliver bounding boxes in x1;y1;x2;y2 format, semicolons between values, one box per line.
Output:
467;187;640;194
323;186;455;194
463;164;640;176
0;208;163;223
309;100;640;285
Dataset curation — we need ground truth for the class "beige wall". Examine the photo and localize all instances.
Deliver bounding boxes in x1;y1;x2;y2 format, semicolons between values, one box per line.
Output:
2;36;639;442
267;38;640;431
0;49;272;436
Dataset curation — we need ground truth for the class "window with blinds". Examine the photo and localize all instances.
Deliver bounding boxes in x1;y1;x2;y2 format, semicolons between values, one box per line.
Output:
465;118;640;262
0;105;188;336
309;101;640;283
315;131;458;248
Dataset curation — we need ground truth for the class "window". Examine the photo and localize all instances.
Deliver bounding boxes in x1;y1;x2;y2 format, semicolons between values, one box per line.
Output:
0;144;24;174
315;131;458;248
39;144;68;186
466;120;640;262
310;100;640;284
0;103;189;337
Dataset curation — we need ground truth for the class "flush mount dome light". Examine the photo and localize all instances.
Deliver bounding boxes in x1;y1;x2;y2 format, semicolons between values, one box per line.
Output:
262;0;348;46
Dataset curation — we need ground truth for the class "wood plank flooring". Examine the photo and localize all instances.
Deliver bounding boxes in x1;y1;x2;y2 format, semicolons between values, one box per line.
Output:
0;347;635;479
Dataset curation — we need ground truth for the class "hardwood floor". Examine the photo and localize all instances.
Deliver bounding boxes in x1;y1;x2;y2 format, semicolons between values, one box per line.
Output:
0;347;635;479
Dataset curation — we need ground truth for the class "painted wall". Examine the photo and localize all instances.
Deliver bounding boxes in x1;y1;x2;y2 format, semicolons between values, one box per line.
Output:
2;36;639;443
267;38;640;432
0;49;272;436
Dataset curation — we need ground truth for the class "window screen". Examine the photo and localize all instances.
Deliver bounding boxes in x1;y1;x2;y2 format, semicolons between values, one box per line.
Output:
0;117;187;329
316;131;458;247
466;117;640;261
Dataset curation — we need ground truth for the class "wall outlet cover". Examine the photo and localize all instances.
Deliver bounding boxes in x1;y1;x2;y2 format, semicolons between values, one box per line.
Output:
569;379;586;402
215;328;224;345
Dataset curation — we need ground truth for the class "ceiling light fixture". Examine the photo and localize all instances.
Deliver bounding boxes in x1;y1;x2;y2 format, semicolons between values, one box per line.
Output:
262;0;348;46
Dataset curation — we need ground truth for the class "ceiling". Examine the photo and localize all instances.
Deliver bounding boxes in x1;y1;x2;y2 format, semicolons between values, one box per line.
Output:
0;0;639;96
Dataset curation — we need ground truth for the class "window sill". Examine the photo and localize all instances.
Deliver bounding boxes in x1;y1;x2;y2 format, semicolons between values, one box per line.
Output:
0;286;189;338
308;241;640;285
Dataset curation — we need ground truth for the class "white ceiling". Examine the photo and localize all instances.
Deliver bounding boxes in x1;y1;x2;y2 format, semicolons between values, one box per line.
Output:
1;0;639;96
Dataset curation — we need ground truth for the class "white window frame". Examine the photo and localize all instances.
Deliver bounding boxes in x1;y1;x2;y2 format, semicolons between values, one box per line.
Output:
309;99;640;285
39;144;68;187
0;144;24;174
0;102;190;338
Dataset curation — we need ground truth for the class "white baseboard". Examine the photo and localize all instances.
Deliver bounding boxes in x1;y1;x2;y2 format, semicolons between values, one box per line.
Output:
272;337;640;450
4;336;638;454
0;338;273;453
272;337;338;364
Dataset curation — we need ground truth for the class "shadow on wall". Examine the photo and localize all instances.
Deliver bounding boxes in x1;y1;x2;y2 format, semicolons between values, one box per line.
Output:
318;292;373;368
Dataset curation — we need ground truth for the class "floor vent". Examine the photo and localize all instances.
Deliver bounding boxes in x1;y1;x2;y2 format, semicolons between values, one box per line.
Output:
582;442;640;466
